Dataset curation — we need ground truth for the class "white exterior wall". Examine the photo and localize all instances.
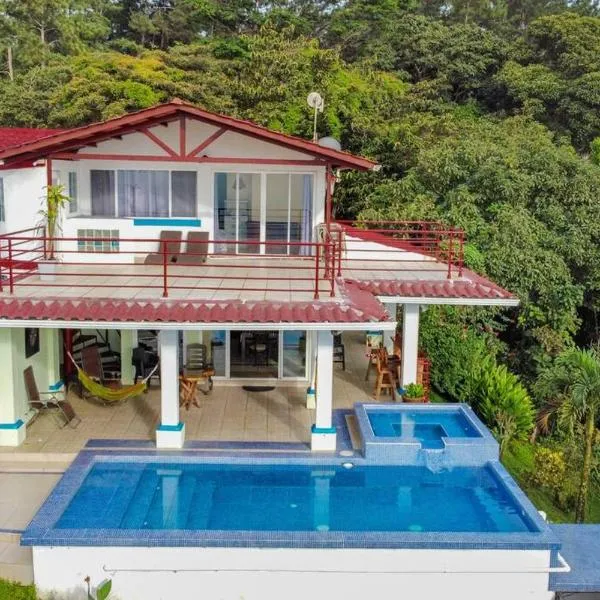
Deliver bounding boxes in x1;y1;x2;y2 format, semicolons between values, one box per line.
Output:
32;546;555;600
0;166;46;236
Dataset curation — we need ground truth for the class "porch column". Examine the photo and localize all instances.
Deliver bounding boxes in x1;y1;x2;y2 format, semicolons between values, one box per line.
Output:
384;303;398;354
156;330;184;449
311;330;336;451
42;329;61;387
0;329;24;446
306;331;317;409
401;304;420;387
120;329;137;385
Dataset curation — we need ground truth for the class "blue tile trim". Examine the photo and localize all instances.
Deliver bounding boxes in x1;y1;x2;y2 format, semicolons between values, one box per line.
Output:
0;419;23;430
21;449;560;552
157;422;184;432
48;380;64;392
311;425;336;434
133;218;201;227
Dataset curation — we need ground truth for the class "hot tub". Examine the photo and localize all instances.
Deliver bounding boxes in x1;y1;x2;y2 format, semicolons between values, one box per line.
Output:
354;403;499;465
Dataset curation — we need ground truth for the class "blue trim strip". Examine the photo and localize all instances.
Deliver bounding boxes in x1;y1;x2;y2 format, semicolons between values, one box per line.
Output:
157;422;184;432
133;218;201;227
48;380;64;392
311;425;336;435
0;419;23;430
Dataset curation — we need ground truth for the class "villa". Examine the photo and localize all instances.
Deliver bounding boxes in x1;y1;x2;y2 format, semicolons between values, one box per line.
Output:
0;100;596;599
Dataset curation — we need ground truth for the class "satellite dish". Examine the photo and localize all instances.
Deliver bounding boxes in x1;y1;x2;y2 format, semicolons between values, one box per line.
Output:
307;92;324;112
318;136;342;151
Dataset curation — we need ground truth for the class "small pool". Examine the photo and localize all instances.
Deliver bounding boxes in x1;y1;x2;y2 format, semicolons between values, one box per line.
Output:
368;410;480;449
52;461;533;534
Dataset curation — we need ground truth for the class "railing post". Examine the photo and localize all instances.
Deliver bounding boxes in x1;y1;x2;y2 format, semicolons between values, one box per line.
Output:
314;243;320;300
446;230;453;279
336;230;342;277
458;230;464;277
329;241;335;297
162;240;168;298
7;238;14;294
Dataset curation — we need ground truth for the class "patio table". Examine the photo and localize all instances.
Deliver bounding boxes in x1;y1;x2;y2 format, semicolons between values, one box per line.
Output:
179;370;215;410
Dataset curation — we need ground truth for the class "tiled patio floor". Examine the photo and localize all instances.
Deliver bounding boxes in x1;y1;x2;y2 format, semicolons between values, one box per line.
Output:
3;332;389;454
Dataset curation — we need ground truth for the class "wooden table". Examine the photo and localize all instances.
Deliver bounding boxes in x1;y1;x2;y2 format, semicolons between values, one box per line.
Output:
179;369;215;410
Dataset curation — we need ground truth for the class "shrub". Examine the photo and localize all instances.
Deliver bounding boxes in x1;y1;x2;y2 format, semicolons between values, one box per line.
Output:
532;447;578;510
0;579;37;600
403;383;425;400
468;363;535;457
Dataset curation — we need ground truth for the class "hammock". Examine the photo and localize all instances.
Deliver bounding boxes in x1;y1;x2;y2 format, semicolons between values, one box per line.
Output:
67;352;159;403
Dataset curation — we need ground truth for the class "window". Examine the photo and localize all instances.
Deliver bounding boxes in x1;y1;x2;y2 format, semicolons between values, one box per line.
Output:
89;170;197;218
77;229;119;253
118;170;169;218
91;170;115;216
68;172;78;213
171;171;197;217
0;177;4;222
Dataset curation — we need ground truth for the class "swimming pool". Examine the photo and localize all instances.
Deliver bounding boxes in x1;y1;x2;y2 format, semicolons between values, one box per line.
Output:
355;403;499;464
368;410;480;448
54;461;534;534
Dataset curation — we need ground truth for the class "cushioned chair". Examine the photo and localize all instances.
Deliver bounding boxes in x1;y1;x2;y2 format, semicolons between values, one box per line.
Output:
24;366;80;428
144;230;183;264
177;231;209;265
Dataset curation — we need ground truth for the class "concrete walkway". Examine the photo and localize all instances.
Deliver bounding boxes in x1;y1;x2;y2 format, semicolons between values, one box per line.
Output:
0;461;69;585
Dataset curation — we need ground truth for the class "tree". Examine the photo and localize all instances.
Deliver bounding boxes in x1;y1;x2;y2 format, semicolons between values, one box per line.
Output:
535;347;600;522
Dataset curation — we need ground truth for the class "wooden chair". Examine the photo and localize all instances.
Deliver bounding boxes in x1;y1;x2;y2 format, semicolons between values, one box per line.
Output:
373;348;396;401
24;366;80;428
177;231;209;265
144;230;183;265
182;343;214;396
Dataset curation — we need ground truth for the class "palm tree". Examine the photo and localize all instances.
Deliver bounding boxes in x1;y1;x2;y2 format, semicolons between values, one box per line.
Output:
535;348;600;522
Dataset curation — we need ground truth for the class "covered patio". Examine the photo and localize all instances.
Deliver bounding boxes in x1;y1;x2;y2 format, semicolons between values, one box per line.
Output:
1;332;377;455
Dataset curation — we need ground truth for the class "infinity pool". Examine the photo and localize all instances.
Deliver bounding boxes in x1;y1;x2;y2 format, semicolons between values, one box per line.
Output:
54;461;534;534
368;409;481;449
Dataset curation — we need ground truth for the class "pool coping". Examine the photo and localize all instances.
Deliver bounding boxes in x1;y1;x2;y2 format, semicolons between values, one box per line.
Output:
21;449;560;552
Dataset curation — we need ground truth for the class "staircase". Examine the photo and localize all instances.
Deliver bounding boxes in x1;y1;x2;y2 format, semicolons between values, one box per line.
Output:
71;330;121;380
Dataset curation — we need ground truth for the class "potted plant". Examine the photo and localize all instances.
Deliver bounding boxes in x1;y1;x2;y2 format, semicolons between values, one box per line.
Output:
402;383;426;403
38;184;71;281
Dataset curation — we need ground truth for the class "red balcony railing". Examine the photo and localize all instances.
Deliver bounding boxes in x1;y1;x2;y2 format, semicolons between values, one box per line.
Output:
0;232;337;300
0;220;464;302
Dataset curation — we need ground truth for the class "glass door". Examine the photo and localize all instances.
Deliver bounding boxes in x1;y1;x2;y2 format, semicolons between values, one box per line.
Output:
229;331;279;378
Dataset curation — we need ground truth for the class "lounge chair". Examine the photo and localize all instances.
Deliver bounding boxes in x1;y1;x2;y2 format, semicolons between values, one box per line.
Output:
24;366;80;428
144;230;183;265
177;231;209;265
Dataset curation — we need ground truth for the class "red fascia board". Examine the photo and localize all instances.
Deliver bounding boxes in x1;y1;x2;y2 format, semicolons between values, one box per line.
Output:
0;101;378;171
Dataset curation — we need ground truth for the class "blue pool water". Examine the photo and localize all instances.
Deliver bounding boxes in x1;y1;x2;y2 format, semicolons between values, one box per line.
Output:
55;462;534;533
368;410;480;448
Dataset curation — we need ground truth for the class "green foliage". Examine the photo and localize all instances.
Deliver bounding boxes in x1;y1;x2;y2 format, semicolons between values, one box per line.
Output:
403;383;425;399
40;184;70;259
0;579;37;600
531;446;577;509
467;362;535;456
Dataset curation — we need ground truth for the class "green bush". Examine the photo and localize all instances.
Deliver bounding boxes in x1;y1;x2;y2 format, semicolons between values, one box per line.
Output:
468;363;535;457
0;580;37;600
403;383;425;399
531;447;578;510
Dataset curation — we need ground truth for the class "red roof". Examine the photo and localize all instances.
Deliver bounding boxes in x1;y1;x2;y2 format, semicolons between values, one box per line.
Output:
0;100;378;171
0;127;63;152
0;293;389;325
348;276;517;302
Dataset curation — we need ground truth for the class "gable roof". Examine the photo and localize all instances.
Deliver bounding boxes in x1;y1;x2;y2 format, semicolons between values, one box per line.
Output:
0;127;63;152
0;100;378;171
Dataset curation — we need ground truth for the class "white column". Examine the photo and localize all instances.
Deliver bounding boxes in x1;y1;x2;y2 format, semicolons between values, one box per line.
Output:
156;330;184;449
311;329;336;451
401;304;420;387
0;328;24;446
384;303;398;354
42;329;61;388
306;330;317;409
120;329;137;385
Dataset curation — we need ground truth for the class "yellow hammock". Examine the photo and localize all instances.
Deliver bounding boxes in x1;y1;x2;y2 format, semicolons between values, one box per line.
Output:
67;352;158;403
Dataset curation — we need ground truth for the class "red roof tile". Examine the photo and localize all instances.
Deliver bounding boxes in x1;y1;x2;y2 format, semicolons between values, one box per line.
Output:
0;294;389;325
0;127;63;151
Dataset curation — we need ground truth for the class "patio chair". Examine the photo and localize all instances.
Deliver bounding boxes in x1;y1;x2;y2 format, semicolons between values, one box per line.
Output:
177;231;209;265
144;230;183;265
181;343;214;397
247;333;269;366
23;366;80;428
132;346;160;386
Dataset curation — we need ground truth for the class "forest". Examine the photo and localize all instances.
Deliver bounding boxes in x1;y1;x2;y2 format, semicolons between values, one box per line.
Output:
0;0;599;522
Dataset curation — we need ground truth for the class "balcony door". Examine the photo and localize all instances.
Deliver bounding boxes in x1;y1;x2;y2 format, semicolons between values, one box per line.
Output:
214;172;313;255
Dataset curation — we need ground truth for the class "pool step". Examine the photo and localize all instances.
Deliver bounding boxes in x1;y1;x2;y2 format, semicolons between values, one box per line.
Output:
0;539;33;585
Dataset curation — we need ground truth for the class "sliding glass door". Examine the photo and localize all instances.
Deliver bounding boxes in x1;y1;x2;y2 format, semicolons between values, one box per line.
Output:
214;172;313;255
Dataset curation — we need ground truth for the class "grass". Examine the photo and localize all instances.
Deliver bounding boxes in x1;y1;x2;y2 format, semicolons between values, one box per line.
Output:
502;440;600;523
0;580;37;600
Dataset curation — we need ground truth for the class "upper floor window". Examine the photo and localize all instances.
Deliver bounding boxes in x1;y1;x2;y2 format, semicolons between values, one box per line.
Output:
90;169;197;218
0;177;4;222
